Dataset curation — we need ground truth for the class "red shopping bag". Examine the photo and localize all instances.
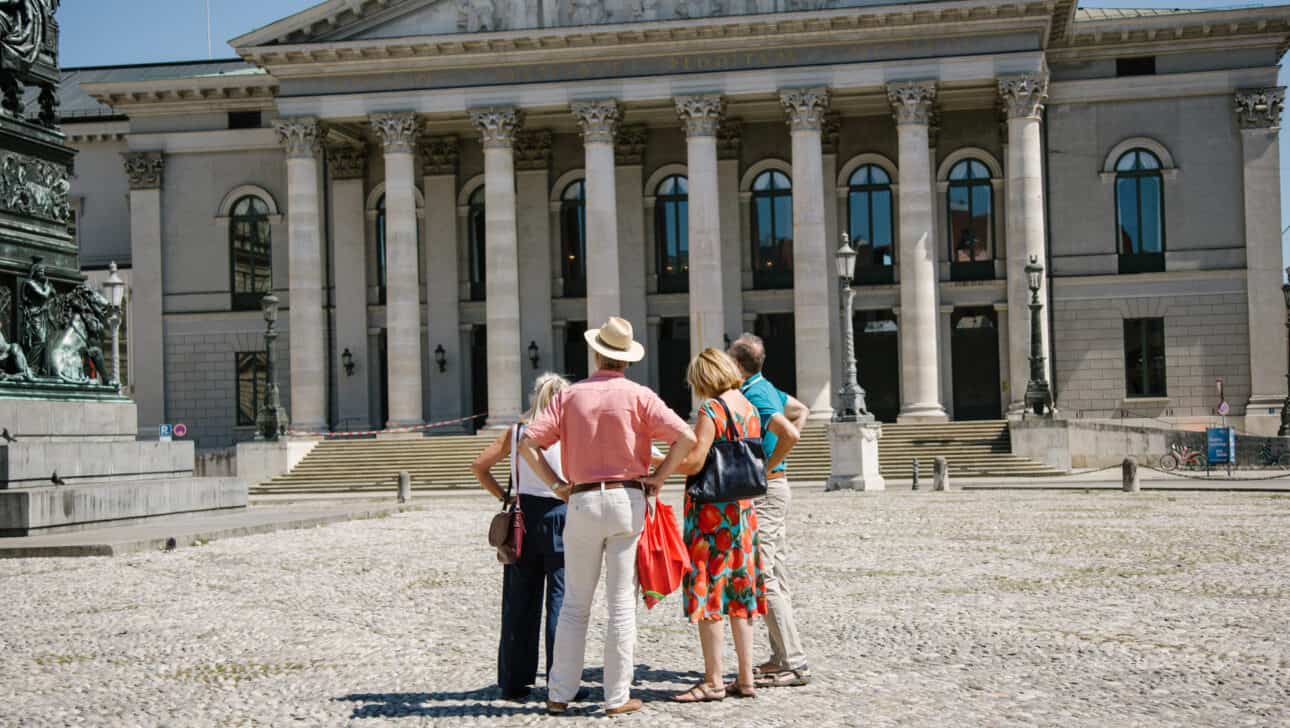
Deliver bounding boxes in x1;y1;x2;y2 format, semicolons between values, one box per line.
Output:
636;498;691;609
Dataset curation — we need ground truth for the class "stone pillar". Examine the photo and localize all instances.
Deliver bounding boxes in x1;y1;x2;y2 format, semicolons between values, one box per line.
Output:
616;125;649;383
552;320;567;375
646;316;662;390
515;130;555;400
718;121;744;336
326;144;370;429
887;82;948;423
780;88;834;419
470;108;524;426
572;100;623;334
994;302;1012;417
1235;88;1289;436
274;118;328;433
372;113;424;428
676;95;727;354
123;151;166;437
422;136;464;424
1000;73;1053;414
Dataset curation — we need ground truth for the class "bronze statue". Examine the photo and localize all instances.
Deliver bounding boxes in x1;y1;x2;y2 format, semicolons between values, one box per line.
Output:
19;256;51;374
45;281;109;384
0;329;31;380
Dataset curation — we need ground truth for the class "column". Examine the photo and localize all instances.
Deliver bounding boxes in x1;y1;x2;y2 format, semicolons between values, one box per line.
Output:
274;118;328;432
887;82;948;422
676;95;727;354
572;100;623;332
372;113;424;428
939;304;954;420
123;151;166;436
470;108;524;426
646;316;662;390
1000;73;1053;413
552;320;568;375
994;302;1012;416
1235;87;1289;435
616;124;649;383
422;136;464;424
515;130;555;400
326;143;370;429
718;120;744;336
780;87;834;419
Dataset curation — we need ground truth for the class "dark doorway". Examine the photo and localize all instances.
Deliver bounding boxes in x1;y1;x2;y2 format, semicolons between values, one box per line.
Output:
471;325;488;430
855;309;900;422
754;313;796;398
950;307;1002;420
377;331;389;428
564;321;589;382
658;317;691;417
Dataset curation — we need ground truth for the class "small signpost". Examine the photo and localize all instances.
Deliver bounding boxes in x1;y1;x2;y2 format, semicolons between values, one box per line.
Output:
1206;426;1236;476
159;424;173;442
174;423;188;439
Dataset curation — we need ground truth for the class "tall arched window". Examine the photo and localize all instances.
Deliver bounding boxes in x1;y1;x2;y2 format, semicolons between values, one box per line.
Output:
655;175;689;293
467;186;486;301
1115;149;1165;274
751;170;793;290
230;196;272;310
946;159;995;281
560;180;587;298
847;164;895;284
375;195;388;305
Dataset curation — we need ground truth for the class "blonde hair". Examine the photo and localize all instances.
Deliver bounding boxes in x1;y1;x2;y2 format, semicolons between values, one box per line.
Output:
686;348;744;400
523;372;571;422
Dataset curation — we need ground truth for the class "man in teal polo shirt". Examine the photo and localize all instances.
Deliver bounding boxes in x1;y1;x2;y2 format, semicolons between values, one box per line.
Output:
728;333;812;688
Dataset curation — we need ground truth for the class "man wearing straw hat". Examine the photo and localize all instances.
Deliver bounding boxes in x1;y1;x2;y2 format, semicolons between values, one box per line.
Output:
519;316;697;717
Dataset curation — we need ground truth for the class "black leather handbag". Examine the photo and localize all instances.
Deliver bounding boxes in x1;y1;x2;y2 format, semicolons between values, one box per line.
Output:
685;396;768;503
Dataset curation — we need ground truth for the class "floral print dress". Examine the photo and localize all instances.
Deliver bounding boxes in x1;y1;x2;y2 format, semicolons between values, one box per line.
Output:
682;395;768;623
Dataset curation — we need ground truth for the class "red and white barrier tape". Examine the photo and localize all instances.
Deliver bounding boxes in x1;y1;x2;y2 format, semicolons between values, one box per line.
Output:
288;413;487;439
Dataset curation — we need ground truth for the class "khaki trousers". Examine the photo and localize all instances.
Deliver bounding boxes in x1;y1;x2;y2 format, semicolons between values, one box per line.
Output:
755;476;807;670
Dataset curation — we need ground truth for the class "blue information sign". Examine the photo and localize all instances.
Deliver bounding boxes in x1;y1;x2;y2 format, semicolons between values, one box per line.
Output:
1206;427;1235;465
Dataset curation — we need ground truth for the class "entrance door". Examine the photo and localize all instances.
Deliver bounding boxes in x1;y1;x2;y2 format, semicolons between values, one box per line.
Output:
471;325;488;430
754;313;796;397
855;309;900;422
950;307;1002;420
658;317;691;417
564;321;589;382
377;331;389;428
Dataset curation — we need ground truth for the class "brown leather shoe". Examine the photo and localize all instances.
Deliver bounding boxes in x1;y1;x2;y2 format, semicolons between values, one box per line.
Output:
546;701;567;715
605;698;643;716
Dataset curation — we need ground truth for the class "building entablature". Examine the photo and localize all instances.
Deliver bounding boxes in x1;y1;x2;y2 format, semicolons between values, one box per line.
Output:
80;70;279;118
1051;6;1290;63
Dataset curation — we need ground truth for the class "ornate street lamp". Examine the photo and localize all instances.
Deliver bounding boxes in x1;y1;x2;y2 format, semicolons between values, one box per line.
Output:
1023;255;1052;417
528;340;541;370
101;262;126;392
1279;266;1290;437
341;348;355;377
434;344;447;373
834;234;872;423
255;292;289;441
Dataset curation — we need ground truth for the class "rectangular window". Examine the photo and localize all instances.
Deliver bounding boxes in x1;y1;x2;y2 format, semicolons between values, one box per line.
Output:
228;111;262;130
236;352;268;426
1116;57;1156;77
1123;318;1166;398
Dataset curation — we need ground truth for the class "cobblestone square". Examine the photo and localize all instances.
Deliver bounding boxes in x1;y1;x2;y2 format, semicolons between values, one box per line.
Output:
3;488;1289;727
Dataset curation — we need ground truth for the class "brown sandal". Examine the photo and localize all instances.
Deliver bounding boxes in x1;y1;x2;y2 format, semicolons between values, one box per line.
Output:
724;681;757;699
673;682;726;703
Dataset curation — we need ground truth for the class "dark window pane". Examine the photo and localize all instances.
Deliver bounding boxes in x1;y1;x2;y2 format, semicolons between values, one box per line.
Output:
228;111;261;130
1116;56;1156;77
230;196;272;309
1124;318;1166;398
849;191;870;247
1139;176;1162;254
236;352;267;426
873;189;893;251
1117;178;1140;255
1146;319;1167;396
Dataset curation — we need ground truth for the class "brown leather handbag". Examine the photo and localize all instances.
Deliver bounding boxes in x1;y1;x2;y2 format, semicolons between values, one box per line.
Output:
488;425;526;564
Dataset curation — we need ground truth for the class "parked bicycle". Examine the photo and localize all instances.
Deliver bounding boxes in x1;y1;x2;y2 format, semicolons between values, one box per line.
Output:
1159;443;1207;472
1258;442;1290;470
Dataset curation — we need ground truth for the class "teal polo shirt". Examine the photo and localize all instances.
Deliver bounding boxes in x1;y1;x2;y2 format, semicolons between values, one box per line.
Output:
741;372;790;476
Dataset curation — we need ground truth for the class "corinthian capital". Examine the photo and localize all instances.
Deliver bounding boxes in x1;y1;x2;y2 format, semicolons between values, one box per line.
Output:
123;152;164;190
470;108;524;149
1235;87;1286;129
615;125;648;166
675;94;724;138
571;100;622;145
326;144;367;180
371;112;422;154
514;130;553;170
886;81;938;126
421;135;459;176
998;72;1049;120
779;87;831;132
274;117;322;159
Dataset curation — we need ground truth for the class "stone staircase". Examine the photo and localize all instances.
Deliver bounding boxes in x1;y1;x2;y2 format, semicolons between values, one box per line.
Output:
250;420;1064;495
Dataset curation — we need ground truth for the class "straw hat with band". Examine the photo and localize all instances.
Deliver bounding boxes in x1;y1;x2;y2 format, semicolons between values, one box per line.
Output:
584;316;646;363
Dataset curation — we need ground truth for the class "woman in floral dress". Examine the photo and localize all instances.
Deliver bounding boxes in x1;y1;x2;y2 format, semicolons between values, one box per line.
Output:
672;348;767;702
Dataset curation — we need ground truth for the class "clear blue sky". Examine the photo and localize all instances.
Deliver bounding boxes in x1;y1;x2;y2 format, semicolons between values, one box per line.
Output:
58;0;1290;270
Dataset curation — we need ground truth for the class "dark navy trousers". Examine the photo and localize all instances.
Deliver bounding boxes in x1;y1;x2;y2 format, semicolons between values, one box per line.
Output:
497;494;567;695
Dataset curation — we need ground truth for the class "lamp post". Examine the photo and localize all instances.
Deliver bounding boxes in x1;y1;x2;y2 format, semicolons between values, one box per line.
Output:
528;341;540;370
1023;255;1052;417
834;234;872;423
341;348;355;377
1279;266;1290;437
434;344;447;373
255;292;289;441
101;261;125;392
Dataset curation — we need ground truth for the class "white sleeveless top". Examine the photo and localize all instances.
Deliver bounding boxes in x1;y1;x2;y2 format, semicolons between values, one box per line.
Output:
511;424;565;499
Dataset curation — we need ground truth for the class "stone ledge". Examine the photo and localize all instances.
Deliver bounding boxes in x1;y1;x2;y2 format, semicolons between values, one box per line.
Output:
1;441;195;488
0;477;247;537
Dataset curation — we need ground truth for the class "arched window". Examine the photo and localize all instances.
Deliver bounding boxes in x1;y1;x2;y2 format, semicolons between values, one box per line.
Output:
560;180;587;298
230;195;272;310
947;159;994;281
847;165;895;284
751;170;793;290
655;175;689;293
1115;149;1165;274
467;186;486;301
375;195;388;305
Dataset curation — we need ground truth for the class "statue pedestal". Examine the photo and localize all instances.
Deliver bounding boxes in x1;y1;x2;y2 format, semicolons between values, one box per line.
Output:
827;420;885;492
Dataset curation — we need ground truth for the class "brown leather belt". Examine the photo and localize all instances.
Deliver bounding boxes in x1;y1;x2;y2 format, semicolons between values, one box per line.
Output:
570;480;644;495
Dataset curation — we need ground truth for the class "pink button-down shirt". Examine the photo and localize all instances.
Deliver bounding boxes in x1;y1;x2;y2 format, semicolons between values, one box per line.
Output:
524;370;690;485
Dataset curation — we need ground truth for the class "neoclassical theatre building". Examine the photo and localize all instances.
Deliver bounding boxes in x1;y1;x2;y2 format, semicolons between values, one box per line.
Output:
58;0;1290;448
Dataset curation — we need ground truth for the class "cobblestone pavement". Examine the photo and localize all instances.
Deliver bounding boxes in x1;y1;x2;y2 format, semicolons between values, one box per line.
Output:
4;488;1290;727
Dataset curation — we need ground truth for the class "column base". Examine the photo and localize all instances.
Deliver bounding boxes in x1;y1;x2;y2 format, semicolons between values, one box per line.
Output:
806;406;835;422
826;421;885;492
1244;394;1287;437
483;416;520;431
896;403;948;424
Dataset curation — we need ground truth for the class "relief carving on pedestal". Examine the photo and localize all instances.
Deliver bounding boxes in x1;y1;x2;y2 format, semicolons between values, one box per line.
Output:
0;149;69;222
1234;87;1286;129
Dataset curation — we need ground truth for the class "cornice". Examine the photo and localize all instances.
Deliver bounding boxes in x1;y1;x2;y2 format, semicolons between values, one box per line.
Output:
1056;7;1290;57
82;73;279;116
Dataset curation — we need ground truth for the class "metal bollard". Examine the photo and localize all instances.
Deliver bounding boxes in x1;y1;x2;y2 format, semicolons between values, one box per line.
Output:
933;456;950;492
398;471;412;503
911;458;920;490
1122;457;1140;493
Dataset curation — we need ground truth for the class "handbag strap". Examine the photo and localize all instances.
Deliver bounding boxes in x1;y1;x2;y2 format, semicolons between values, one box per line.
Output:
504;424;523;512
709;396;739;442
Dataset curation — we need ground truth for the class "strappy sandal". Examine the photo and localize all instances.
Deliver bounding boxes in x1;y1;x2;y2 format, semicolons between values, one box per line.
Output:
672;682;726;703
725;681;758;699
754;666;812;688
